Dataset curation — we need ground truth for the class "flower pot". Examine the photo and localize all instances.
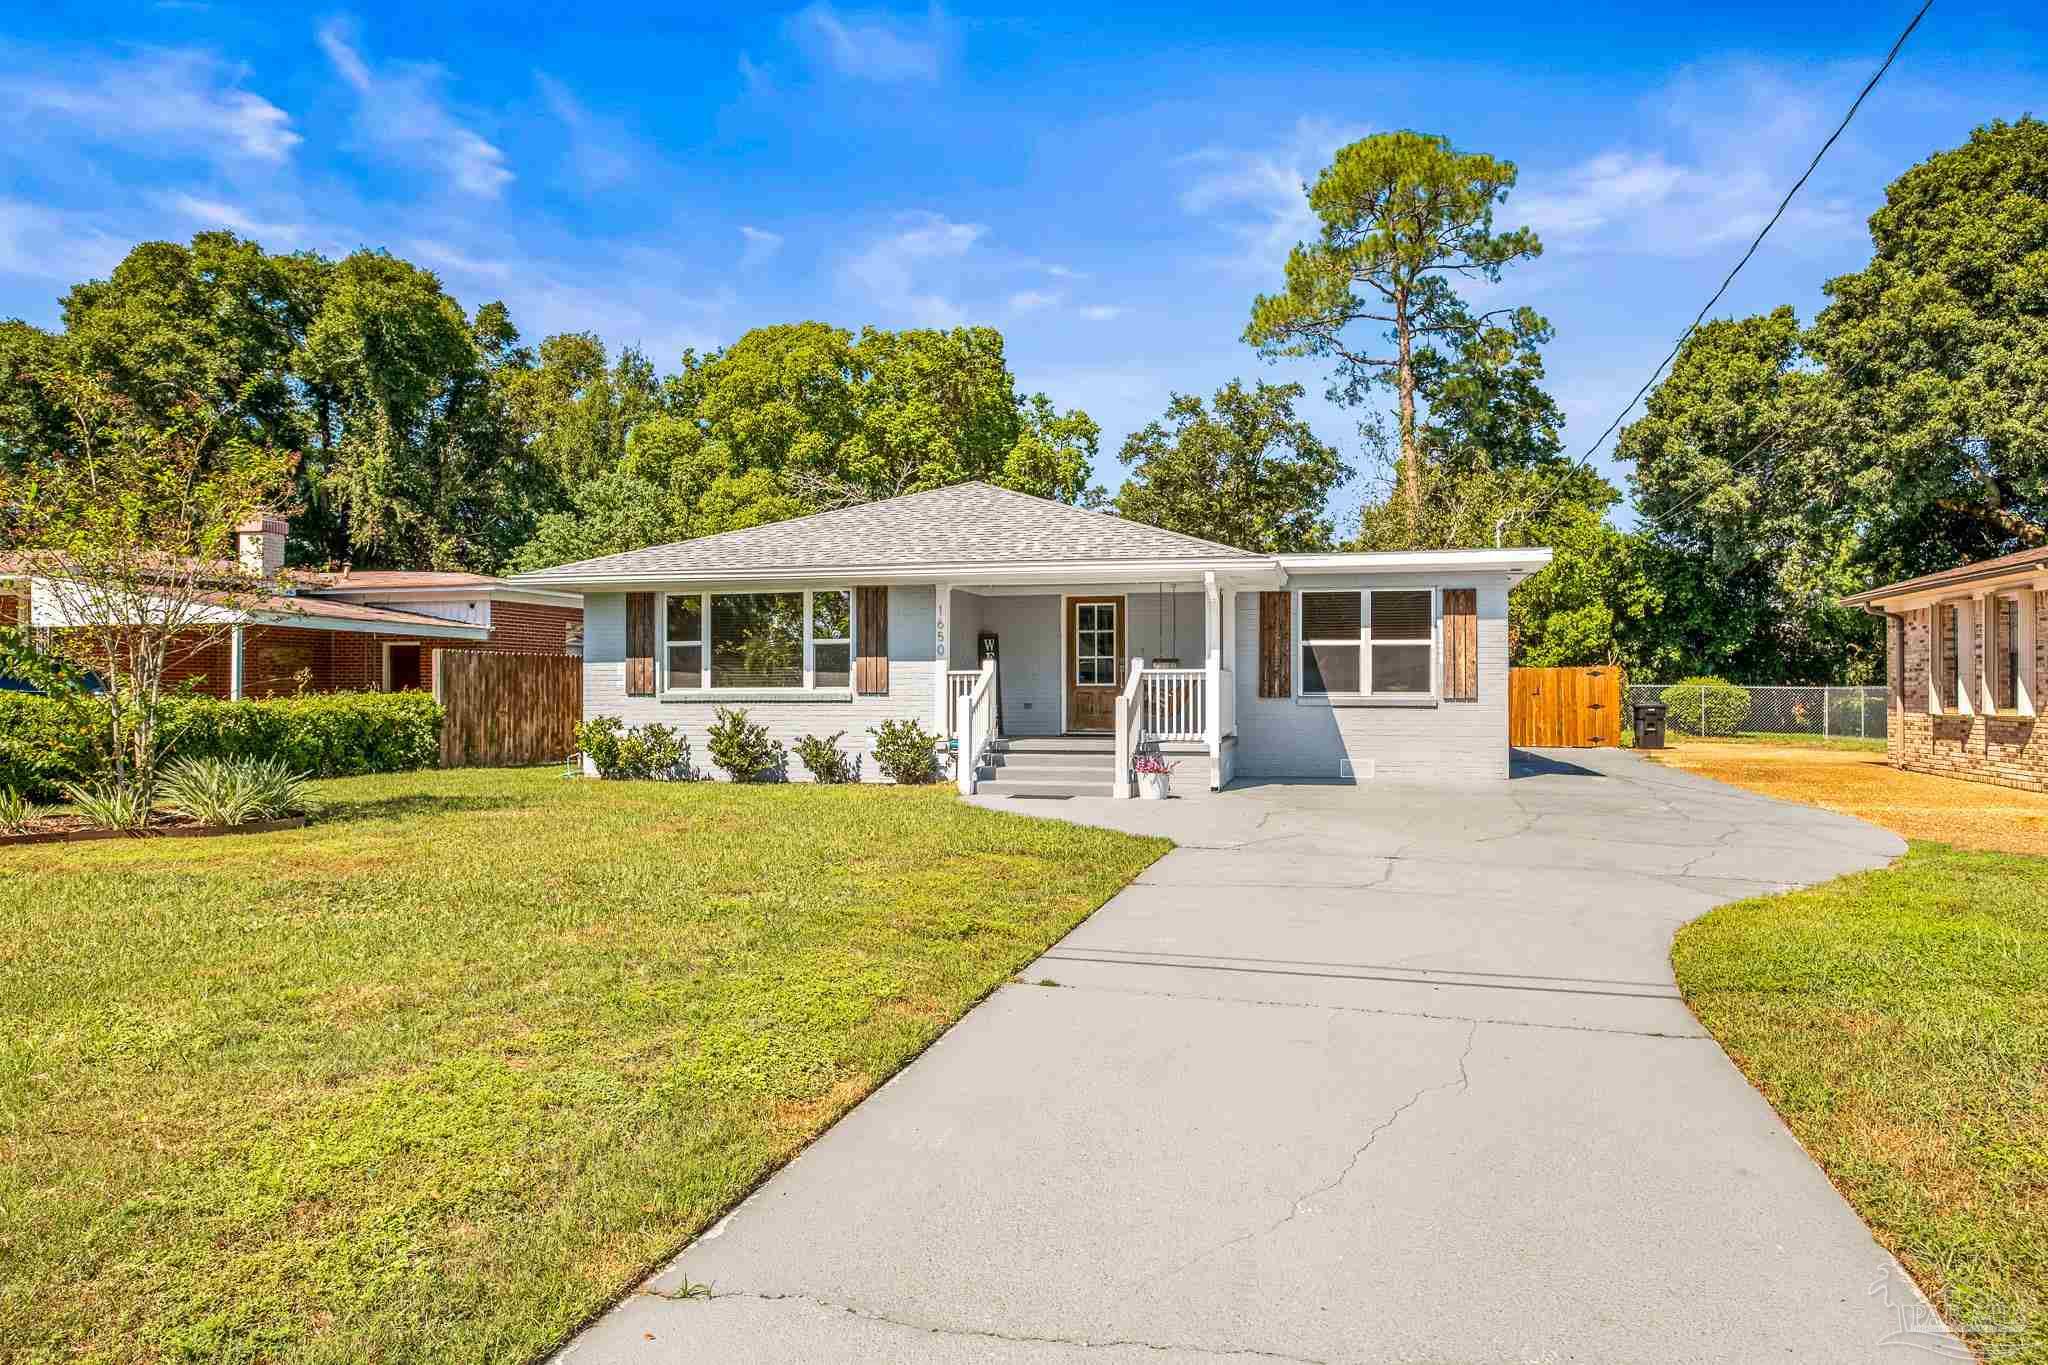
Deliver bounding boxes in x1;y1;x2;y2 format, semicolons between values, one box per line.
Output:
1137;771;1170;800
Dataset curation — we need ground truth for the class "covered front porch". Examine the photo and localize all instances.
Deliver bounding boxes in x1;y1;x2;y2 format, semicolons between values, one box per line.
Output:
934;573;1254;799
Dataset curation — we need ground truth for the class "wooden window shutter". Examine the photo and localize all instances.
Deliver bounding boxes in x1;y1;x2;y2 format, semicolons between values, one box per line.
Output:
624;592;656;697
855;586;889;694
1442;588;1478;702
1257;591;1291;698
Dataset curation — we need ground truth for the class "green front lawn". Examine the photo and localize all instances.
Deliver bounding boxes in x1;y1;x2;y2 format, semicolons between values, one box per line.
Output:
0;769;1167;1364
1674;844;2048;1360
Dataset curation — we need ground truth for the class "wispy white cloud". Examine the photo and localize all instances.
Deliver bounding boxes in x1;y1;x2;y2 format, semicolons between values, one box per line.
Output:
786;2;950;82
1177;116;1368;275
739;225;784;267
0;198;131;283
535;72;640;191
406;236;515;282
318;20;512;198
1077;304;1123;321
1008;289;1059;312
156;192;308;245
737;52;774;96
0;46;298;165
843;211;987;326
1514;61;1869;259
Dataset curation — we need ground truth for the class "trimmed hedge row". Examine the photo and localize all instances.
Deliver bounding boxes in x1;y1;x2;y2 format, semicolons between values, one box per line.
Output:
0;691;443;800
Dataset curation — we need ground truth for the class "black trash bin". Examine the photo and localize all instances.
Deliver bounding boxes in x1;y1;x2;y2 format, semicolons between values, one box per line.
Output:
1633;702;1668;750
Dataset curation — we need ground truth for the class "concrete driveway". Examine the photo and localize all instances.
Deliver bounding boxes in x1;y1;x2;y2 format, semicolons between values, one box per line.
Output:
561;748;1957;1363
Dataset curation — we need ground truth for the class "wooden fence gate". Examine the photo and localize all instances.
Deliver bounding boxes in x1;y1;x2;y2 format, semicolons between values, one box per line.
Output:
1509;666;1623;748
437;651;581;768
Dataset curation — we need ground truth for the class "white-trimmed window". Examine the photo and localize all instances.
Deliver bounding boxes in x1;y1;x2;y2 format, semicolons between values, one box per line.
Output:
1995;595;2020;713
1298;589;1435;697
1935;602;1962;711
661;589;853;692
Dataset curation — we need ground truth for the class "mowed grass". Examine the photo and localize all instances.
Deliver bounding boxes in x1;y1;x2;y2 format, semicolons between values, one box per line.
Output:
1666;729;1889;752
1664;746;2048;1357
1652;739;2048;855
0;768;1168;1364
1673;846;2048;1361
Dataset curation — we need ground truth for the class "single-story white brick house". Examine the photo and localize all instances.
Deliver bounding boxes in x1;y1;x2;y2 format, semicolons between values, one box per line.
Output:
512;482;1550;794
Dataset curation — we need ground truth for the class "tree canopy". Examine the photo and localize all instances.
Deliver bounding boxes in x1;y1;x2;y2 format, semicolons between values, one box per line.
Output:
4;235;1103;577
1245;131;1542;530
1112;379;1350;553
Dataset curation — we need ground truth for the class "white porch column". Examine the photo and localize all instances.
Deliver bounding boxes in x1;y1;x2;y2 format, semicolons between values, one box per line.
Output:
933;582;952;736
1203;572;1222;790
228;624;245;701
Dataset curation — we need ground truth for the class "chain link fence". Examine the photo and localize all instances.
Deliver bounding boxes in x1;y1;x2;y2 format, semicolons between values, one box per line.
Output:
1624;683;1890;740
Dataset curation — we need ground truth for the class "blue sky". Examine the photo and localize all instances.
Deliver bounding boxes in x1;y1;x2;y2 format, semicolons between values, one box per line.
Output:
4;2;2044;525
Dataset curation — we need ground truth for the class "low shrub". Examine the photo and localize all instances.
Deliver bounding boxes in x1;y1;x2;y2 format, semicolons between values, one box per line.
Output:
0;787;42;833
0;691;442;800
0;694;102;801
157;756;311;826
577;716;693;780
706;707;786;782
59;778;154;832
866;718;942;785
1659;676;1753;736
792;732;860;784
165;692;442;775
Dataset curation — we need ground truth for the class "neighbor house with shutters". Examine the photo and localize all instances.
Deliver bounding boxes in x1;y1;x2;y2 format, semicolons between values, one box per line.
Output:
512;482;1550;795
1842;543;2048;795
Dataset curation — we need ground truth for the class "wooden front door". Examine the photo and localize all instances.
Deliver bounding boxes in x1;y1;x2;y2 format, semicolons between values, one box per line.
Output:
1066;596;1124;732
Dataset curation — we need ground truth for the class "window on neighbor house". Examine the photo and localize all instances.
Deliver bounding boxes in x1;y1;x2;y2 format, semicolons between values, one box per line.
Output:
1997;596;2020;712
1937;603;1961;709
1299;589;1434;696
662;589;853;691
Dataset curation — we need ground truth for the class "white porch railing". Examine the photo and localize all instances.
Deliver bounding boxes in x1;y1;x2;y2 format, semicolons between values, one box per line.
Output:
943;669;980;737
1140;669;1205;741
955;659;996;795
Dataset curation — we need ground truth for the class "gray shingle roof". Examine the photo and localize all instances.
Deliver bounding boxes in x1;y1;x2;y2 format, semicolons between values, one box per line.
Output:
515;482;1264;581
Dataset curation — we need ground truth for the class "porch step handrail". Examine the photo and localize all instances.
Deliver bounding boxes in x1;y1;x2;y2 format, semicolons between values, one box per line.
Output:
1112;656;1147;800
955;659;997;796
943;668;980;737
1139;668;1205;742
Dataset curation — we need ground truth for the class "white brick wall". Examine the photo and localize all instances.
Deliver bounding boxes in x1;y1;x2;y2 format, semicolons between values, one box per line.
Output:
583;588;939;782
582;573;1513;784
1229;574;1513;782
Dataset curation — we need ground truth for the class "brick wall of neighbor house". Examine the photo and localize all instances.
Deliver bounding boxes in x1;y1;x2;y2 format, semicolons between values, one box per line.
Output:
481;599;584;654
151;600;579;700
1231;573;1514;783
582;588;939;782
1891;597;2048;794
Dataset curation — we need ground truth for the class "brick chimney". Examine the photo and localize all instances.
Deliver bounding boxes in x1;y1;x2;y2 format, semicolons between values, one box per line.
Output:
237;514;287;579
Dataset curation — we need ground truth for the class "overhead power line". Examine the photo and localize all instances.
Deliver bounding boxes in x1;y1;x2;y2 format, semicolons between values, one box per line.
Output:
1566;0;1935;473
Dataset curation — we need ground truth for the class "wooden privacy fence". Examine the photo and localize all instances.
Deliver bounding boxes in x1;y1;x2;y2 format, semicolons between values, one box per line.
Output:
1509;666;1623;748
437;651;582;768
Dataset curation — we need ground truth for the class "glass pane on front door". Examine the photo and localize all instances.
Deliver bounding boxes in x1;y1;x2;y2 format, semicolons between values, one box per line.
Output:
1075;603;1115;686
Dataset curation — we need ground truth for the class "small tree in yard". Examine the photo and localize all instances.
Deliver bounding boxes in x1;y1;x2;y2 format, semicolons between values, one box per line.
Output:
0;364;293;809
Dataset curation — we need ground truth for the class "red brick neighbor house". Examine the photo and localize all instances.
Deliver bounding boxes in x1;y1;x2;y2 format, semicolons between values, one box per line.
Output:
1843;544;2048;794
4;516;584;700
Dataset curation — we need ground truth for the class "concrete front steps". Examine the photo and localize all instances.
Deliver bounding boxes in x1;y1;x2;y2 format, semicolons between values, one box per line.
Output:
973;734;1206;799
